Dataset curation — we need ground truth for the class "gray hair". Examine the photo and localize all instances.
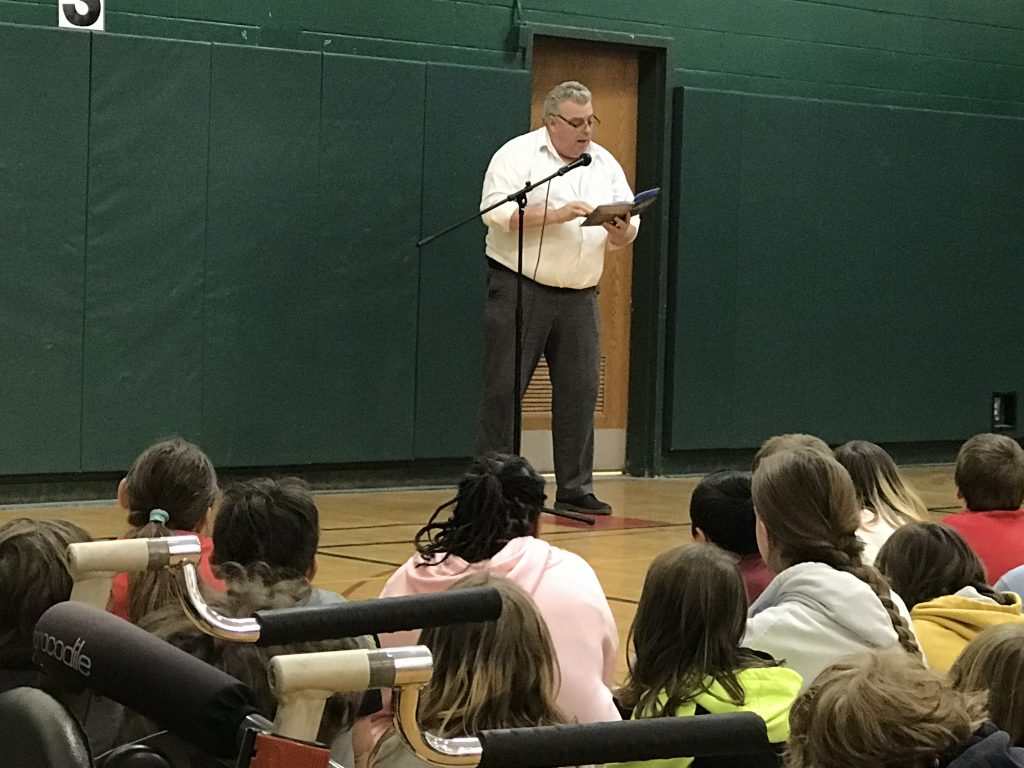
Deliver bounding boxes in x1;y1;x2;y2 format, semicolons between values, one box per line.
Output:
543;81;592;120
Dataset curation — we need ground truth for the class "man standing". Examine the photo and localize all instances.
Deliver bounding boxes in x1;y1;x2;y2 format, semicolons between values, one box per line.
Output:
476;81;639;516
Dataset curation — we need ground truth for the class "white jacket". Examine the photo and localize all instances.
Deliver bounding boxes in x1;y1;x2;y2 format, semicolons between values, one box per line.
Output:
743;561;916;690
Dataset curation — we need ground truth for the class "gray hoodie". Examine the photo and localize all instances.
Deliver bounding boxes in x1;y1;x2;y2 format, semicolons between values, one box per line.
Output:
743;561;916;691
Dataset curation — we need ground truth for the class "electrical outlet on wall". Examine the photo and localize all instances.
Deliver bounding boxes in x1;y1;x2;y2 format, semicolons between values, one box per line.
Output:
992;392;1017;431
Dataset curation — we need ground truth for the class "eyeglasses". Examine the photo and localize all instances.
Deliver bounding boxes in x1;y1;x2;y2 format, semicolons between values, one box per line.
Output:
554;113;601;131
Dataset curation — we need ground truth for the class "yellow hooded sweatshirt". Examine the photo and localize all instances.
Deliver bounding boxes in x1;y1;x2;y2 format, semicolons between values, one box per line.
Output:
912;588;1024;673
612;665;802;768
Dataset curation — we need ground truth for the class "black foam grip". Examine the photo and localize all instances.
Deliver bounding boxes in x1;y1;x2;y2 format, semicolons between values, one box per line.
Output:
34;602;258;759
254;586;502;646
476;713;770;768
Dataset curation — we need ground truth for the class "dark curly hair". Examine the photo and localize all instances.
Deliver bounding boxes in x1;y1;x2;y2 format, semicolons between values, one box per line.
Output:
414;453;545;566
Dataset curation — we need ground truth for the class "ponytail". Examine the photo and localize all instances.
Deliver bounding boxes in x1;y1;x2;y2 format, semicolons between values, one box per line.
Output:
125;509;186;623
753;447;922;659
829;536;922;658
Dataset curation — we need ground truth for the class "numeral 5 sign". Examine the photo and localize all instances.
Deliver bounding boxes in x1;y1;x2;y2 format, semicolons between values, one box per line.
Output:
58;0;104;31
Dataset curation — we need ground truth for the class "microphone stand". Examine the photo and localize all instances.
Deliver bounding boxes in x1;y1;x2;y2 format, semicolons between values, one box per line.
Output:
418;154;591;456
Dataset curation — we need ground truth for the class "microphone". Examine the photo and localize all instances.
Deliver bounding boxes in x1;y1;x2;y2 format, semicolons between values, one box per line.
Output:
34;601;262;759
556;152;591;176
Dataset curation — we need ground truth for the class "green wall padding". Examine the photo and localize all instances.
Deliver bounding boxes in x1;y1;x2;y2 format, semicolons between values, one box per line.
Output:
202;44;322;466
81;34;211;471
311;53;426;462
0;26;89;474
666;89;742;448
668;88;1024;450
413;63;530;458
888;109;1024;439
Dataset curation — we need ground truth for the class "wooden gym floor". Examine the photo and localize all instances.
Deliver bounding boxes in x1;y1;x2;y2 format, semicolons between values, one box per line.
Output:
0;466;959;682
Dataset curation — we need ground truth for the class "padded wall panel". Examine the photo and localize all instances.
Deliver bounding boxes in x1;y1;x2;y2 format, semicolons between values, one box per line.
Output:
80;35;210;471
667;89;742;448
668;90;1024;450
202;45;324;466
0;26;89;473
414;64;530;458
890;110;1024;440
310;53;426;461
806;100;901;441
727;95;833;445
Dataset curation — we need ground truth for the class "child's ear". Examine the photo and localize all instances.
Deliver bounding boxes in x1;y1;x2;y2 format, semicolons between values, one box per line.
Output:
692;527;708;544
956;487;964;502
307;559;318;581
116;478;130;510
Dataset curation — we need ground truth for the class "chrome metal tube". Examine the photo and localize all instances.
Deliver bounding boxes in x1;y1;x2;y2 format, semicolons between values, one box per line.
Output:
393;681;482;766
177;562;260;642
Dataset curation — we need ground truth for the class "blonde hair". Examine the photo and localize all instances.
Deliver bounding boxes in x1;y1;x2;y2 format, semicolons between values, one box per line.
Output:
787;650;986;768
416;574;565;736
955;433;1024;511
833;440;927;529
753;448;920;657
752;433;830;472
949;623;1024;747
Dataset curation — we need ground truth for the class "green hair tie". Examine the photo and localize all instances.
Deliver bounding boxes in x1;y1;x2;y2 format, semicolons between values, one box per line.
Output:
149;508;170;525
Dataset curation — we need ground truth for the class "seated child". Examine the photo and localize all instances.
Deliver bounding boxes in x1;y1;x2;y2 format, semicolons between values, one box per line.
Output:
369;574;565;768
787;649;1024;768
690;470;772;603
833;440;927;564
212;476;346;607
136;574;365;766
109;438;223;621
942;433;1024;583
0;518;91;685
950;624;1024;748
875;522;1023;672
380;452;620;724
210;476;380;765
615;544;801;768
0;518;122;753
745;447;919;689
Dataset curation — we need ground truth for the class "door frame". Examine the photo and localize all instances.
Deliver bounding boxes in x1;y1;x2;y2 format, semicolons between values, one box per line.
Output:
519;23;673;477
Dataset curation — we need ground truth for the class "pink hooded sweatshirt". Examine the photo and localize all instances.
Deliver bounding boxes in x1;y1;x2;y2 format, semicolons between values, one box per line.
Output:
378;536;621;724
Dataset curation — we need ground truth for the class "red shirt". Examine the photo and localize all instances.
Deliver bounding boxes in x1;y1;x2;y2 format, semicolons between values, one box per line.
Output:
739;553;774;604
107;531;225;621
942;509;1024;584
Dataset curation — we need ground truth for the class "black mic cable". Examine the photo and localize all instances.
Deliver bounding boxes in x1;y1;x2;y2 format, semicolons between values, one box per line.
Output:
534;151;589;281
532;181;553;282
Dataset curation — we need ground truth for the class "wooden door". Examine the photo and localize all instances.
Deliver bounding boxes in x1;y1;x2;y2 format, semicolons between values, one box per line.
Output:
523;37;639;470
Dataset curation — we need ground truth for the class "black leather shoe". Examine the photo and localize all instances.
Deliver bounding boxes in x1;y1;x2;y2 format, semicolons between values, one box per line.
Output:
554;493;612;516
